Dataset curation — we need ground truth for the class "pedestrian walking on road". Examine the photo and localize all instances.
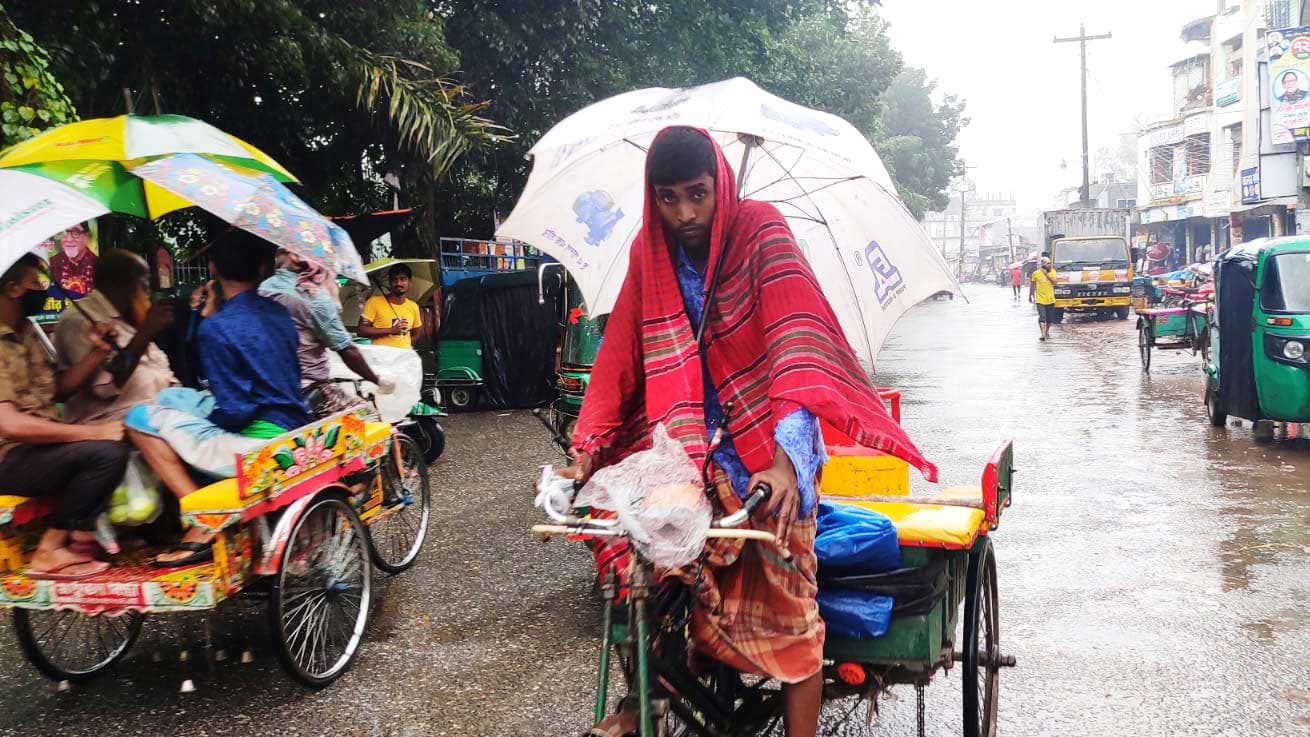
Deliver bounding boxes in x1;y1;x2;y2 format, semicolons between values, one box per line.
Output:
1010;263;1022;299
1029;256;1058;341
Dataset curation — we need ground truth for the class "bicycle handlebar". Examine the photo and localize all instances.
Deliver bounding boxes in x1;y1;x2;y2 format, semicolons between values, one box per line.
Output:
716;482;771;529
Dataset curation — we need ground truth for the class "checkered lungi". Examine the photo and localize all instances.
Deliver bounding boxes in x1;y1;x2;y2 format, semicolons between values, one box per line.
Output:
590;474;824;684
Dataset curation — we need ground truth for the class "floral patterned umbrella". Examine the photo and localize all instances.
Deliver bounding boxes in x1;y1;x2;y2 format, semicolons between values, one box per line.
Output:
131;154;367;284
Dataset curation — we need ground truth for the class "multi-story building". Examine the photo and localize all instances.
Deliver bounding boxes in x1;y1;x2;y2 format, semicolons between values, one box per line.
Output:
1230;0;1304;244
921;184;1022;271
1136;0;1310;266
1135;9;1239;267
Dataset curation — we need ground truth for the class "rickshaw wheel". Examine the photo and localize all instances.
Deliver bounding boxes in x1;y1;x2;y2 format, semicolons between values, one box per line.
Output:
447;387;477;411
269;495;372;688
13;608;143;683
962;539;999;737
1138;325;1152;372
369;433;431;574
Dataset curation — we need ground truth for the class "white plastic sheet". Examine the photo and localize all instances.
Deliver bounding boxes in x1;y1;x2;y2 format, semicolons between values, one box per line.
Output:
326;343;421;424
574;424;711;569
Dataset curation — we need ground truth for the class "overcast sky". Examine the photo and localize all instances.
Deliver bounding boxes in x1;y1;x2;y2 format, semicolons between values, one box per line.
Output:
879;0;1221;212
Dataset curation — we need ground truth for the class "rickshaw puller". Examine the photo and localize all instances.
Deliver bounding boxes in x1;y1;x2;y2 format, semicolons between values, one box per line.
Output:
562;127;936;737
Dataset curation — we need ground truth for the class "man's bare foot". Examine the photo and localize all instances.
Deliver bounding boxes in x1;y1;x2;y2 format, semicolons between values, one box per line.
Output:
27;547;109;580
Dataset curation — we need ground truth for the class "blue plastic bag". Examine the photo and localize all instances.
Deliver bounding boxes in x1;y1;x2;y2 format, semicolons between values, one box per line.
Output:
814;501;900;575
818;589;895;639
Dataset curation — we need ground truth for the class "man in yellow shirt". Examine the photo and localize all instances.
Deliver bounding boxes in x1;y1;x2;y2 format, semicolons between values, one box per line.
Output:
1029;255;1059;341
358;263;423;349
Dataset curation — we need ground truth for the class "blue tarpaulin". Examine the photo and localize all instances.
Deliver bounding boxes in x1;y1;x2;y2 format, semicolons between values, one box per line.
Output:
815;501;901;639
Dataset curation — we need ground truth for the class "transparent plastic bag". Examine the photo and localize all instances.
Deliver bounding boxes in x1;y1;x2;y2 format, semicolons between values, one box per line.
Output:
107;452;162;528
574;424;711;569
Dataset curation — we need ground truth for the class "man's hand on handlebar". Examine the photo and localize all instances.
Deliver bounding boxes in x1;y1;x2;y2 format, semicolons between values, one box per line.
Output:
750;446;800;542
558;448;595;484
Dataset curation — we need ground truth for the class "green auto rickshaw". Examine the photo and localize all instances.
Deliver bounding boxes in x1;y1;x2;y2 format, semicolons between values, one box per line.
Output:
435;274;486;411
1204;238;1310;440
538;264;603;442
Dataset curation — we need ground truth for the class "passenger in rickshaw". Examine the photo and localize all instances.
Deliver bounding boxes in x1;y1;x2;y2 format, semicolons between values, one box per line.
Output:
0;254;127;580
258;248;384;418
561;127;935;737
126;230;309;566
54;250;178;423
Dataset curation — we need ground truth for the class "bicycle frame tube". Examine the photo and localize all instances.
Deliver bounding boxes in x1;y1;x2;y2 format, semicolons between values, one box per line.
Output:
595;566;616;724
632;562;655;737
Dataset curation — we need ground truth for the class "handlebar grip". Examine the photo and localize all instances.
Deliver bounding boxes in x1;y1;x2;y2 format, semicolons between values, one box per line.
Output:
741;482;772;516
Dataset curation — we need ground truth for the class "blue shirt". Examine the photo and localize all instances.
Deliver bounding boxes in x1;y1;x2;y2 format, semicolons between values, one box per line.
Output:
198;290;310;432
673;247;826;516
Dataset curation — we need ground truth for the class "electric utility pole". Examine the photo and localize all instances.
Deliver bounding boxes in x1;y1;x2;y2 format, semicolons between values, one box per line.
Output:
1054;24;1111;208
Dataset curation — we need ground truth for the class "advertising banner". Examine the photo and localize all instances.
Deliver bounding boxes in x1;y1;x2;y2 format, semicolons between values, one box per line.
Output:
1267;27;1310;143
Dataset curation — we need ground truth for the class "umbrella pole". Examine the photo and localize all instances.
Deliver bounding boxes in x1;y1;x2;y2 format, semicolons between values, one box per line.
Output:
695;136;757;346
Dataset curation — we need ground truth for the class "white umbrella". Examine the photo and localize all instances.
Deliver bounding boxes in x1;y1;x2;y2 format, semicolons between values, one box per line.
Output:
0;170;109;274
497;77;961;364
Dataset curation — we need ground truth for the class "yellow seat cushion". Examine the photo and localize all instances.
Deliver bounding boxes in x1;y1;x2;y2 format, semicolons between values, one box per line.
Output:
0;496;32;510
179;478;243;515
835;499;985;549
364;421;391;446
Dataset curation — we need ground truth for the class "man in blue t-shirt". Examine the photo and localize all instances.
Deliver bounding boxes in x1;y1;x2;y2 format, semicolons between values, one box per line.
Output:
128;230;309;566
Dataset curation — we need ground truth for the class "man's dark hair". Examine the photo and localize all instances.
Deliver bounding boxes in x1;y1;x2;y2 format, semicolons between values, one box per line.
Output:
93;250;149;290
388;263;412;279
209;229;273;283
1284;71;1299;83
647;127;717;187
1;253;42;290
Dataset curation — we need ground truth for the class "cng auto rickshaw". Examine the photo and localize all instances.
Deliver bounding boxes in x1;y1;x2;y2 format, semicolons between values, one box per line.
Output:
1204;238;1310;440
538;263;602;442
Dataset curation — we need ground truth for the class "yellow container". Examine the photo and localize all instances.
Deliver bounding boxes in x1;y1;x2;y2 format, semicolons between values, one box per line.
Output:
820;453;910;497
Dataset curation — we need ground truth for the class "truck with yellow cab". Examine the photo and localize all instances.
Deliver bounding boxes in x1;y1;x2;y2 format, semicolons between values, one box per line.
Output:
1041;208;1134;321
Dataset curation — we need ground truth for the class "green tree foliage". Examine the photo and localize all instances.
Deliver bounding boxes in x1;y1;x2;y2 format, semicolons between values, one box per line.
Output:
7;0;504;253
437;1;964;231
880;67;970;219
0;2;76;148
9;0;965;247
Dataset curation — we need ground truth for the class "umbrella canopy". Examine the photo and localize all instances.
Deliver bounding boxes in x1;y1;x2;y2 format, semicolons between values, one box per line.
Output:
131;154;367;283
0;115;297;222
0;114;295;180
496;77;960;363
0;170;109;275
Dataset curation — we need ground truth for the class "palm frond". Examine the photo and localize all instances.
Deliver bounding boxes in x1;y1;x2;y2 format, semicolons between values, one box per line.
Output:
348;47;511;179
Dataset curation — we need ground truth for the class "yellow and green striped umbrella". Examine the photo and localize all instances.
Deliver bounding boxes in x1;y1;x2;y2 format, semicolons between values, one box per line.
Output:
0;114;296;219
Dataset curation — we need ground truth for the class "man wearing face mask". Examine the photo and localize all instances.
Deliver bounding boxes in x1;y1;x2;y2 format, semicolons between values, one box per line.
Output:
0;254;127;580
54;250;178;423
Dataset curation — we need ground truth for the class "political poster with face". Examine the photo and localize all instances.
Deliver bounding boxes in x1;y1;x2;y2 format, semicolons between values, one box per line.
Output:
1268;27;1310;144
29;219;100;318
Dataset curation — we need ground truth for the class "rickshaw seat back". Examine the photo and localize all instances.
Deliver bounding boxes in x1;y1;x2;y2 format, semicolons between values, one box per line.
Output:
819;388;910;497
0;496;53;527
829;439;1014;550
182;410;390;518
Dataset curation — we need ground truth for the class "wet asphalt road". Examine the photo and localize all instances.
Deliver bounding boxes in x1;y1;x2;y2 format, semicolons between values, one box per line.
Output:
1;284;1308;736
